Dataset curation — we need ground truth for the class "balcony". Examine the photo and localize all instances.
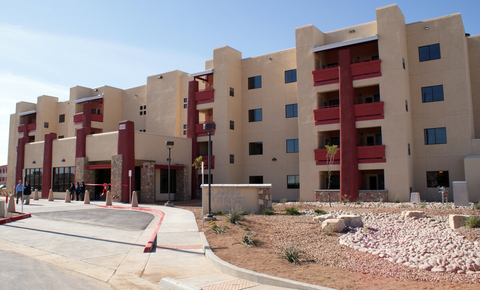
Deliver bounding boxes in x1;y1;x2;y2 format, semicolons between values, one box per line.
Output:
18;123;36;133
314;148;340;165
73;113;104;124
313;105;339;125
354;101;384;121
312;59;381;86
314;145;385;165
195;89;215;104
200;155;215;169
195;122;216;137
357;145;386;163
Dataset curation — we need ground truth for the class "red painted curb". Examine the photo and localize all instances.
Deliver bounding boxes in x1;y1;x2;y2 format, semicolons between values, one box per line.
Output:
0;213;32;225
97;206;165;253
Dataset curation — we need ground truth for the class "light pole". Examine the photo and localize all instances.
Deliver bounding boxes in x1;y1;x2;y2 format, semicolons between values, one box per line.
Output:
203;123;215;217
165;141;174;207
128;170;132;204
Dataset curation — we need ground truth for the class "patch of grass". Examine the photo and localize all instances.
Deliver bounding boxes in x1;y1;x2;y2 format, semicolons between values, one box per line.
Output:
262;209;275;215
394;198;400;203
314;209;327;215
226;208;243;224
419;200;426;208
285;207;301;215
280;244;305;264
211;211;224;216
280;198;287;204
399;203;409;208
341;198;349;205
242;231;261;246
243;226;250;231
355;200;361;206
465;216;480;228
323;225;335;236
209;221;229;234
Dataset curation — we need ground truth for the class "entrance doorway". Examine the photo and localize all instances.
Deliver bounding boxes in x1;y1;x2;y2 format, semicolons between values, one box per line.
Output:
94;169;110;200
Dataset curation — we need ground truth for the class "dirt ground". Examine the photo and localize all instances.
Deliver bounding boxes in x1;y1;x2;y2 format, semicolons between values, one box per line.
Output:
176;201;480;290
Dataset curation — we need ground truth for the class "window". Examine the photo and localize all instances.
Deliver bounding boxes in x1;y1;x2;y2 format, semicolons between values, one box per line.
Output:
59;114;65;123
140;111;143;115
230;120;234;130
424;128;447;145
58;135;64;139
405;100;408;112
419;44;441;62
286;139;299;153
248;76;262;89
249;142;263;155
249;176;263;184
183;130;186;135
160;169;176;193
285;69;297;83
230;154;234;164
427;171;449;188
248;109;262;122
44;122;49;128
230;87;234;97
402;57;406;69
287;175;300;189
52;166;74;192
184;98;187;103
422;85;444;103
140;105;146;115
408;143;411;155
285;104;298;118
24;168;43;191
184;104;187;109
183;124;187;129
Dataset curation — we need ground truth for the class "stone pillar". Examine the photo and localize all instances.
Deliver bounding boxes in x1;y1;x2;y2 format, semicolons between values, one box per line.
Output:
339;49;359;201
175;166;189;201
140;162;155;203
111;155;123;202
76;157;94;199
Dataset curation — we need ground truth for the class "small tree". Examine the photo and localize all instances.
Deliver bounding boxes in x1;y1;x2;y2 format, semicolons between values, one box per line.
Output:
325;144;338;207
192;156;204;197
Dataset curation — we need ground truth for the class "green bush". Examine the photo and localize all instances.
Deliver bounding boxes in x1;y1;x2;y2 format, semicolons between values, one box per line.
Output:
394;198;400;203
209;221;229;234
472;202;480;210
242;231;260;246
211;211;224;216
226;208;243;224
243;226;250;231
285;207;301;215
314;209;327;215
262;209;275;215
419;201;426;208
280;198;288;204
280;244;305;264
465;216;480;228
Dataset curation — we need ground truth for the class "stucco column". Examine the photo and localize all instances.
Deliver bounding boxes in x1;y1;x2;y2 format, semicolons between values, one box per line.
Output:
118;121;135;203
41;132;57;198
339;49;359;201
75;102;92;158
187;80;200;198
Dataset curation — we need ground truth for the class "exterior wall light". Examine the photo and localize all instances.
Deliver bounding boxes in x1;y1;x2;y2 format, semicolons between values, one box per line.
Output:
425;26;429;30
272;158;277;161
158;76;163;79
349;30;355;34
61;159;65;162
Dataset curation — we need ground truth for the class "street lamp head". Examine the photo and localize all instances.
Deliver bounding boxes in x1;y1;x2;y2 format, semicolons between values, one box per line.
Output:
203;123;216;131
165;141;174;149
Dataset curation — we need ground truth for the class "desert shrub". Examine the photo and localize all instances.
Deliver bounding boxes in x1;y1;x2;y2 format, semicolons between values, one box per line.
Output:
419;201;426;208
341;198;349;204
362;225;368;233
280;198;288;204
243;226;250;231
376;201;382;208
394;198;400;203
262;209;275;215
285;207;301;215
211;211;224;216
298;197;304;203
209;221;229;234
242;231;260;246
472;202;480;210
465;216;480;228
323;225;335;236
314;209;327;215
280;244;305;264
355;200;361;205
226;208;243;224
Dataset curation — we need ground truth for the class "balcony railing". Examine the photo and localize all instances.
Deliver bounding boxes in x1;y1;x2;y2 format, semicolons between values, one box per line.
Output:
74;113;104;124
200;155;215;169
313;106;340;125
312;59;381;86
195;122;215;137
314;144;385;165
18;123;36;133
195;89;215;104
354;101;384;121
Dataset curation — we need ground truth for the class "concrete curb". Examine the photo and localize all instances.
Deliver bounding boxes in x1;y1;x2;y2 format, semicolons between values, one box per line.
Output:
200;232;336;290
159;277;202;290
0;213;31;225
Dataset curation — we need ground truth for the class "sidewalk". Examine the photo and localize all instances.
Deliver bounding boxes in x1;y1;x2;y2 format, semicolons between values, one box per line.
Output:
0;199;333;290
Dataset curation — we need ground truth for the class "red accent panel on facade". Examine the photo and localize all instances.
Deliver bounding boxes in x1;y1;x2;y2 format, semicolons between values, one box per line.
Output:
315;120;340;125
91;114;103;122
118;121;135;203
352;72;382;81
42;132;57;198
355;115;384;122
316;161;340;166
351;59;381;78
75;128;89;158
312;67;339;84
196;123;216;136
314;148;340;163
17;123;36;133
358;159;386;164
354;102;384;120
200;155;215;169
187;80;199;199
313;79;340;87
85;164;112;170
195;89;215;103
154;164;185;170
339;49;359;201
82;103;92;129
313;107;340;123
357;145;386;161
73;113;83;124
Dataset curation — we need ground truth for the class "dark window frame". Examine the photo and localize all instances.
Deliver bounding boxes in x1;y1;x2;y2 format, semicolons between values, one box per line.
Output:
422;85;444;103
286;139;299;153
287;175;300;189
426;171;449;188
285;104;298;118
59;114;65;123
230;120;234;130
249;142;263;155
248;108;262;122
249;176;263;184
419;43;441;62
230;154;234;164
424;127;447;145
285;69;297;83
248;76;262;90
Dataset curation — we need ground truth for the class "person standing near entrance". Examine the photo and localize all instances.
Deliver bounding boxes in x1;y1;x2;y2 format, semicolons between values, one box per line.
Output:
16;180;23;204
69;182;75;201
75;182;80;201
80;182;85;201
23;181;31;205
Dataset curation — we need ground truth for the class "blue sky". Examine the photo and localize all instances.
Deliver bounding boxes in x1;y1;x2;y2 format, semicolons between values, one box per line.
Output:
1;0;479;165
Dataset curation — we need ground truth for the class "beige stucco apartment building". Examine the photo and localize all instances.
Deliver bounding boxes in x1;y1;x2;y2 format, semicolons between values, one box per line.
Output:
6;4;480;203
